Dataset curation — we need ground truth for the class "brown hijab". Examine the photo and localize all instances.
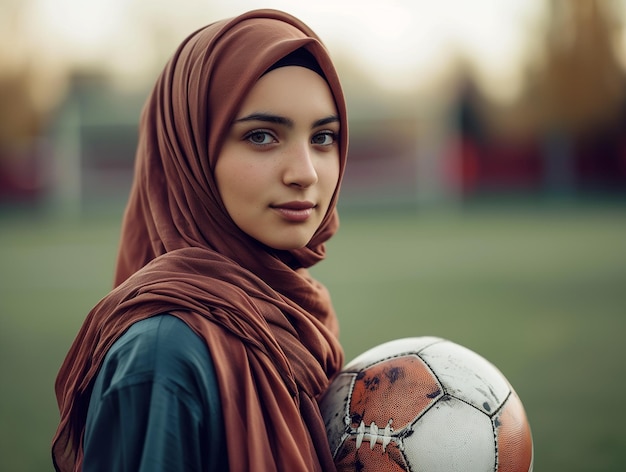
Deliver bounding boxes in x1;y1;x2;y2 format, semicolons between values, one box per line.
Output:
52;9;347;472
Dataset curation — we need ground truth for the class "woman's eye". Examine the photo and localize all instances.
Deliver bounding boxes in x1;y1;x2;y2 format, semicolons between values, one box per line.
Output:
246;131;275;145
312;131;336;146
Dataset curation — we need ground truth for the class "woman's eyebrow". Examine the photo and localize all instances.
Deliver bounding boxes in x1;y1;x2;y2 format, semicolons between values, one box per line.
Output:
234;113;340;129
312;115;339;128
234;113;293;127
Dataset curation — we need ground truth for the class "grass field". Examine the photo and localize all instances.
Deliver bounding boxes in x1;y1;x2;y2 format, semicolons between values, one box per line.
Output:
1;201;625;471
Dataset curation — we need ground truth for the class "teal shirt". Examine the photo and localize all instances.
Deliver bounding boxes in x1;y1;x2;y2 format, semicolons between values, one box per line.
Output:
84;314;227;471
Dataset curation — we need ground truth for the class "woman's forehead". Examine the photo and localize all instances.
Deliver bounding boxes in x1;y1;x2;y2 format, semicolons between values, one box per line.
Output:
235;66;338;121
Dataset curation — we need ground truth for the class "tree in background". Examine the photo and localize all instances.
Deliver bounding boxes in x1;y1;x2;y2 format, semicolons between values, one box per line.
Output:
0;1;66;201
523;0;626;192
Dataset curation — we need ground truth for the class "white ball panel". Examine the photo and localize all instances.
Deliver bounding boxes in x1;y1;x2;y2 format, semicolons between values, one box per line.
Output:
420;341;510;415
403;397;496;472
319;372;356;456
345;337;444;371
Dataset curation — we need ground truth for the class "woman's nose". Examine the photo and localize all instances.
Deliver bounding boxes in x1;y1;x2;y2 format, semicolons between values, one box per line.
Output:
282;143;318;188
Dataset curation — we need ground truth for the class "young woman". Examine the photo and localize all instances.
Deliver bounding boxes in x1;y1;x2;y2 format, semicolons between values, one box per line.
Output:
52;9;348;472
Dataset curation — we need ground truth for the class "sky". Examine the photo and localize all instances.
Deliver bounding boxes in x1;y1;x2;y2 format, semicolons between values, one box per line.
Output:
15;0;549;99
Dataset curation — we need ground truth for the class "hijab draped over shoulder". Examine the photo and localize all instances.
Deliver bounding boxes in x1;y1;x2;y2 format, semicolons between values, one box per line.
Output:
52;9;347;472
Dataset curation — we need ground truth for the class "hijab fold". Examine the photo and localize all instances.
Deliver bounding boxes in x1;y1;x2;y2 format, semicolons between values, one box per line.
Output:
52;9;347;471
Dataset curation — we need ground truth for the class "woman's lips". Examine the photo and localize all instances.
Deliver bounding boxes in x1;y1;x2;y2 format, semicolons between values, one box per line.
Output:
271;201;316;222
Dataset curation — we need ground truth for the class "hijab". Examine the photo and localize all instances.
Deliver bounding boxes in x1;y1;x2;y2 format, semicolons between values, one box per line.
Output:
52;9;348;471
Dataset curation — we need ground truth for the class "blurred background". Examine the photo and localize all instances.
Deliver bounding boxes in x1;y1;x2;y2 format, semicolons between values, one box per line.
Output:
1;0;625;470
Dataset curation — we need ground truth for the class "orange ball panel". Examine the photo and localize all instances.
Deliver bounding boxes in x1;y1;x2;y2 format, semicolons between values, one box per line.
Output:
335;438;409;472
496;391;534;472
349;355;442;430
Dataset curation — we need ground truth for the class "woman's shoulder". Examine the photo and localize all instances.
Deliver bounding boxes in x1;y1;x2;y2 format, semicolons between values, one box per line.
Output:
114;314;205;356
98;314;217;396
85;314;227;470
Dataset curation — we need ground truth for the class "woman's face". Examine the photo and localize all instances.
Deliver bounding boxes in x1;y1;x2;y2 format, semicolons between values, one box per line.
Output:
215;65;341;250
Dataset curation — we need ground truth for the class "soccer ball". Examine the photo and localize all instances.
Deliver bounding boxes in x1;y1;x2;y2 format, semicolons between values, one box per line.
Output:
320;337;533;471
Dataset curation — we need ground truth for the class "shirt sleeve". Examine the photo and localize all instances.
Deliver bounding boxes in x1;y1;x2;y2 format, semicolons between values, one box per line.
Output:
83;314;227;472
